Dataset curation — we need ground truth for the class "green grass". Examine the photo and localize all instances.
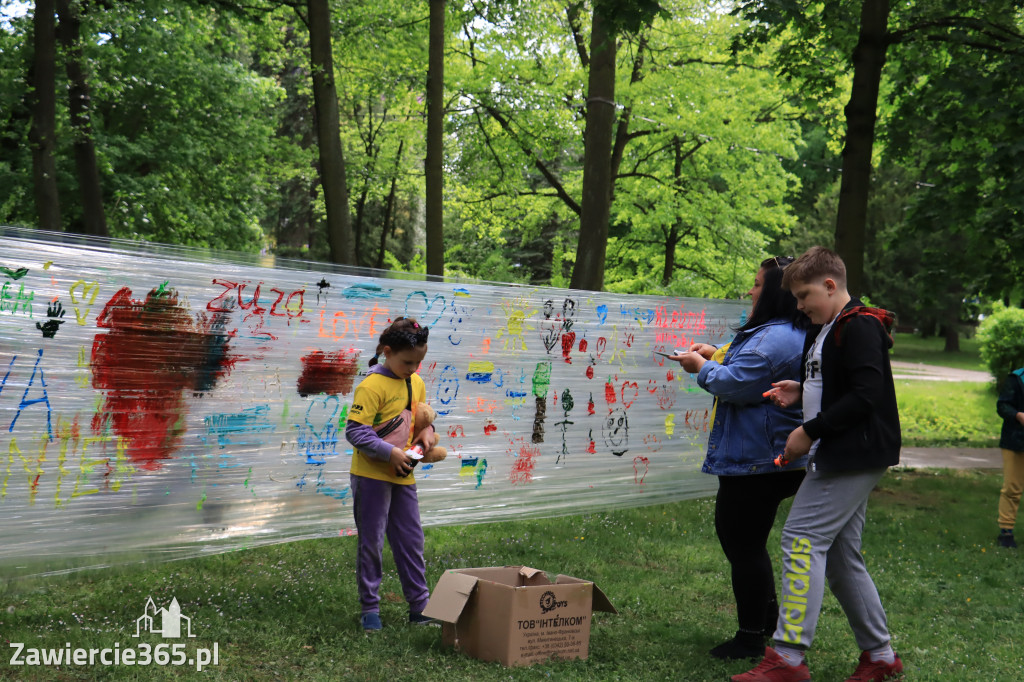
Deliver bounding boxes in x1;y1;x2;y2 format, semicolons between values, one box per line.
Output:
2;469;1022;681
890;332;987;372
896;380;1001;448
883;332;1001;447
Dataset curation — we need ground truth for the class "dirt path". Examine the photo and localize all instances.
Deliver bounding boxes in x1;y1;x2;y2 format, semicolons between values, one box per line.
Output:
897;447;1001;469
890;361;991;383
889;362;1000;468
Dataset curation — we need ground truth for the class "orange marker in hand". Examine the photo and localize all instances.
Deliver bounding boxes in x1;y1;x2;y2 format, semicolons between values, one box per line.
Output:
774;453;789;467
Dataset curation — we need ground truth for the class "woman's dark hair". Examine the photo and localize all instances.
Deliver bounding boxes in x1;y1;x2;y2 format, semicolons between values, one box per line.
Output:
736;256;809;332
368;317;429;366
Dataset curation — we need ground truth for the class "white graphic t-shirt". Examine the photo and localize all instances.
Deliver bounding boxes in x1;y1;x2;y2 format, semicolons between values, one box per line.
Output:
803;317;837;459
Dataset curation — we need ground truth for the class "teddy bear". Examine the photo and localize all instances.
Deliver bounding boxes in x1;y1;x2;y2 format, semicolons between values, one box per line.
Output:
413;402;447;464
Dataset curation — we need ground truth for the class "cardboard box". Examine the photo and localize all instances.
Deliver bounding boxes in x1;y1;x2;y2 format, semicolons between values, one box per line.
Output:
422;565;617;666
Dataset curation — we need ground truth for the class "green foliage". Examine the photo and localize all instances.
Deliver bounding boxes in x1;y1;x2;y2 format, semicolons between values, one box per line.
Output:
779;164;953;331
604;8;801;297
0;10;28;224
444;233;533;285
382;248;425;275
330;0;431;268
877;3;1024;323
887;68;1024;315
0;0;290;250
977;303;1024;382
443;0;586;284
731;1;859;146
446;0;802;296
2;0;1020;310
594;0;668;35
737;0;1024;330
3;471;1024;680
0;7;44;227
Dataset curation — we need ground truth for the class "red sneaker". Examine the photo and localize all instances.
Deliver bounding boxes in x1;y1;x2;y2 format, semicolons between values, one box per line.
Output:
845;651;904;681
731;647;811;682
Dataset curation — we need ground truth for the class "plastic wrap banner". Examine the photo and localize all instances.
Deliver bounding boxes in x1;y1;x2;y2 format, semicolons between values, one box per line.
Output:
0;227;747;575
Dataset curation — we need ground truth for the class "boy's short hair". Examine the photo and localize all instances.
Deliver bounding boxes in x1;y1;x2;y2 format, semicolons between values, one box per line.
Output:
781;246;847;289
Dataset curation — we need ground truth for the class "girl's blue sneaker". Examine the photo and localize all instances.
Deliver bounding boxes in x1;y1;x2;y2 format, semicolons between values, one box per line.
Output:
361;612;382;631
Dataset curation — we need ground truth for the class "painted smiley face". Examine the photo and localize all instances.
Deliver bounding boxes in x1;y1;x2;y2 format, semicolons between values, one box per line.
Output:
602;407;629;454
436;365;460;412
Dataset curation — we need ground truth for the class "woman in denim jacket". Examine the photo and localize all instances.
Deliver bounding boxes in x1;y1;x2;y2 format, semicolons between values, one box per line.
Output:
675;256;809;660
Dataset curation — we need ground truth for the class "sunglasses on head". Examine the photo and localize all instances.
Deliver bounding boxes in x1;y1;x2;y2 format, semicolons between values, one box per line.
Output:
765;256;794;269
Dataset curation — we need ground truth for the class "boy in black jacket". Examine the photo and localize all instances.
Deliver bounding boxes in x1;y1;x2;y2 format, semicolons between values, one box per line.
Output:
733;247;903;682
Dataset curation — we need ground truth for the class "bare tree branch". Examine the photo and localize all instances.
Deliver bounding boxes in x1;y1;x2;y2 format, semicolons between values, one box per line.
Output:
473;108;507;182
566;1;589;69
475;99;582;215
889;15;1024;47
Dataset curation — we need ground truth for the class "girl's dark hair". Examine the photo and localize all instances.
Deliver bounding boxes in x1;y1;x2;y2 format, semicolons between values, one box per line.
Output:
737;256;810;332
368;317;429;366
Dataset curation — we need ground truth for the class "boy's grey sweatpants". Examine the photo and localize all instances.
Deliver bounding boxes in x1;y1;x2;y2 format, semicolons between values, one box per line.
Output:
772;466;892;651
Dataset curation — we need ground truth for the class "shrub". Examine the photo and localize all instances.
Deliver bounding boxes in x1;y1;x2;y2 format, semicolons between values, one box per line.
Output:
977;303;1024;384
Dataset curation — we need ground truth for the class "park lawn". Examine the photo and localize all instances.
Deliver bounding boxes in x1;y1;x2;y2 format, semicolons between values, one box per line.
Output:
896;380;1001;448
2;469;1021;681
889;331;1001;447
890;332;987;372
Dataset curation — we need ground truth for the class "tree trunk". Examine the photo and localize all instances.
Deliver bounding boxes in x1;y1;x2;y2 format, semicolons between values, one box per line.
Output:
425;0;445;277
353;186;368;266
609;34;646;203
570;9;615;292
834;0;890;297
56;0;107;237
662;226;679;286
28;0;62;231
940;273;964;352
377;139;404;269
942;322;961;353
269;21;316;258
307;0;353;265
662;137;685;286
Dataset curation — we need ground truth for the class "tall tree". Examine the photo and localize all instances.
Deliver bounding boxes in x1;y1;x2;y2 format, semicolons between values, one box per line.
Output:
377;139;405;269
56;0;108;236
569;0;665;291
306;0;354;264
329;0;431;268
833;0;889;297
207;0;356;259
885;3;1024;348
252;16;319;260
86;0;286;249
448;0;798;295
424;0;444;277
570;7;614;291
28;0;62;230
735;0;1024;300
